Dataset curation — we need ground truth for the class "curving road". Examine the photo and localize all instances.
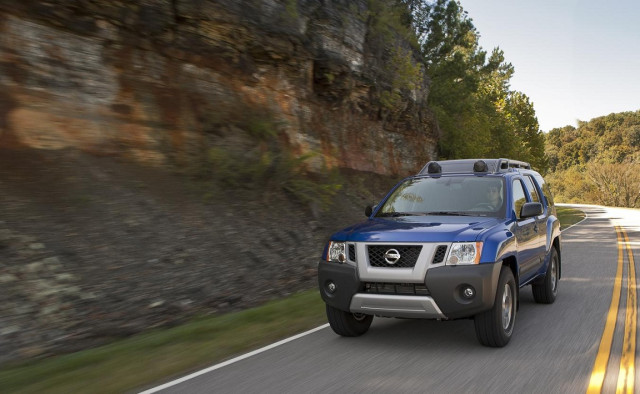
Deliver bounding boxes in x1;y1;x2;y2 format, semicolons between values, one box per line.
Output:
143;205;638;394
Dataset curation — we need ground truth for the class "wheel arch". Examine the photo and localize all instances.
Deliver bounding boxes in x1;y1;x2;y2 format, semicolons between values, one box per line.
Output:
552;237;561;279
501;255;519;310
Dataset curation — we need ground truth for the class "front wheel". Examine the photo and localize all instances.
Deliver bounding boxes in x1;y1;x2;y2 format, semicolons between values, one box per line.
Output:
326;305;373;337
474;266;517;347
532;247;559;304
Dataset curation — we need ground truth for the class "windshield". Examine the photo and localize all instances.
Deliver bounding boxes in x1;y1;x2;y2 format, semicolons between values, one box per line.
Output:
377;176;506;217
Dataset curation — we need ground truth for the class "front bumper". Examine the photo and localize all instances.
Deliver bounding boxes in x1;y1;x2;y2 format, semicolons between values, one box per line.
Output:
349;293;445;318
318;260;502;319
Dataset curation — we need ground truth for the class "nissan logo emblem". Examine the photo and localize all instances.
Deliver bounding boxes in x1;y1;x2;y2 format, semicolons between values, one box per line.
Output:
384;249;401;264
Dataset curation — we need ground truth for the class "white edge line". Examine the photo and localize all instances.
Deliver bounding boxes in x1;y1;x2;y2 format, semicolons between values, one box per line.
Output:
558;203;589;233
139;323;330;394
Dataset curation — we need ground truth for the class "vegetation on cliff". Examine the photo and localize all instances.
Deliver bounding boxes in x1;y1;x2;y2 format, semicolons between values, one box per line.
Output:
544;110;640;207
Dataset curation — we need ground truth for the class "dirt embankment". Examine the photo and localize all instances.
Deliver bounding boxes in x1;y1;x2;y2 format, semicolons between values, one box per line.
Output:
0;146;397;365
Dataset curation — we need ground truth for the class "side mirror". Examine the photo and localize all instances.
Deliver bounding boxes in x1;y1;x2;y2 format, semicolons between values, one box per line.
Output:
365;205;374;217
520;202;543;219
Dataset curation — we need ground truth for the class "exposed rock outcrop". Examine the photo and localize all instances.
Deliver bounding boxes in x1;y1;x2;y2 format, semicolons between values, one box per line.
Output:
0;0;437;175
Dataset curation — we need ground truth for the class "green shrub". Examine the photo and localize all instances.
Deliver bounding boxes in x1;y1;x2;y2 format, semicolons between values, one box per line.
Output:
275;153;343;210
245;117;280;140
202;111;342;210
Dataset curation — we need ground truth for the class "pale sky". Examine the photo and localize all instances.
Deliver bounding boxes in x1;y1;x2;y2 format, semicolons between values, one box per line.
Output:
458;0;640;131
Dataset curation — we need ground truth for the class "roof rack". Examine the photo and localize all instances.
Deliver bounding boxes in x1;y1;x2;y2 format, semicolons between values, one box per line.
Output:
496;158;531;170
417;158;531;175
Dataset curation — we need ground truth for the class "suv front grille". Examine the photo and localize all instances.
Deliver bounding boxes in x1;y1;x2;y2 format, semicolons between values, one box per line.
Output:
432;245;448;264
368;245;422;268
364;282;429;296
348;244;356;262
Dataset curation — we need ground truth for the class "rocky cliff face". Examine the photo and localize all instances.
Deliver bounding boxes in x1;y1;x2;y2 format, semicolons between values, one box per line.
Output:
0;0;437;175
0;0;437;365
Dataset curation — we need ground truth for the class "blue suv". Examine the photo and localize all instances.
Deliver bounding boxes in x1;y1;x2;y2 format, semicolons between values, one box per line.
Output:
318;159;561;347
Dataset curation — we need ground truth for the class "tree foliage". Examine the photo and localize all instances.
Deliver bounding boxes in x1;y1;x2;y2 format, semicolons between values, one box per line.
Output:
397;0;546;170
362;2;639;207
586;161;640;208
544;110;640;207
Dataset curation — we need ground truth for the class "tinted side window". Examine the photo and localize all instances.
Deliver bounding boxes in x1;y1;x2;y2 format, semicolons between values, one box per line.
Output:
523;176;541;203
512;180;528;220
542;183;555;206
536;175;555;207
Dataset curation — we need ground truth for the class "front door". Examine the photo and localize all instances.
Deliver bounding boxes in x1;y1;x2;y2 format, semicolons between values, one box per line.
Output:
512;179;540;282
522;175;547;272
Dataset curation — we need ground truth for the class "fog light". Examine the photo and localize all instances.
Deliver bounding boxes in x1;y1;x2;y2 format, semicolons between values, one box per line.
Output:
462;286;475;299
327;282;336;294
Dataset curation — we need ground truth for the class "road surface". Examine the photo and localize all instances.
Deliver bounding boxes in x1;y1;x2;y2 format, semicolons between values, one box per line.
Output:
143;205;638;393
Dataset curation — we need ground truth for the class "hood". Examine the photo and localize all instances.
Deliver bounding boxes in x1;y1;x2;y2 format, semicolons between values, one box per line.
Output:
332;216;501;243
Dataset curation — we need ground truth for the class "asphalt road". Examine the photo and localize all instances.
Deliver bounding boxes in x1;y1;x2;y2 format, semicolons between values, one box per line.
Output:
145;205;638;394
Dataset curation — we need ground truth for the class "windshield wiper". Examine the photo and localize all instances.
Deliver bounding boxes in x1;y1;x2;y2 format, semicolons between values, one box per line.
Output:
423;211;473;216
376;212;422;217
378;211;474;217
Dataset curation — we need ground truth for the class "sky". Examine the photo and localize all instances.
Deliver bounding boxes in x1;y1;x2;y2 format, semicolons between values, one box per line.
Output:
458;0;640;131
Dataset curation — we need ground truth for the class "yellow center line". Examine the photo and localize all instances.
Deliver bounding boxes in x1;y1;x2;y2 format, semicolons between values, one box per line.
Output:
616;229;636;394
587;226;624;394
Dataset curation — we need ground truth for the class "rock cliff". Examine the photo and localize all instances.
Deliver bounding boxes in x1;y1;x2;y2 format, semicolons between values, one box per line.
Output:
0;0;437;175
0;0;437;364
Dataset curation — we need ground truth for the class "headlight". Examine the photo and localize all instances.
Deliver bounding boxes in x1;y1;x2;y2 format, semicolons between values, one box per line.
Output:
446;242;483;265
326;241;347;263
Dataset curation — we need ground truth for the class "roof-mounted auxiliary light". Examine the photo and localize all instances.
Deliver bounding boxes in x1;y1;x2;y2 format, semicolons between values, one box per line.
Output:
473;160;489;173
427;162;442;175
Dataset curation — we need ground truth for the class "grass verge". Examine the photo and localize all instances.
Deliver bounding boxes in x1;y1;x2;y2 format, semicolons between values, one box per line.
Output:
556;206;586;230
0;290;326;394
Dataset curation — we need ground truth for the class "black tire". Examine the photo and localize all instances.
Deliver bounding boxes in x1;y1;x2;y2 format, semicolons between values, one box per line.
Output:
326;305;373;337
532;247;559;304
474;266;517;347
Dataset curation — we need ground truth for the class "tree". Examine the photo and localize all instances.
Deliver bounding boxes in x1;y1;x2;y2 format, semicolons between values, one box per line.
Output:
504;91;547;172
401;0;546;169
417;0;489;159
587;161;640;208
544;110;640;206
